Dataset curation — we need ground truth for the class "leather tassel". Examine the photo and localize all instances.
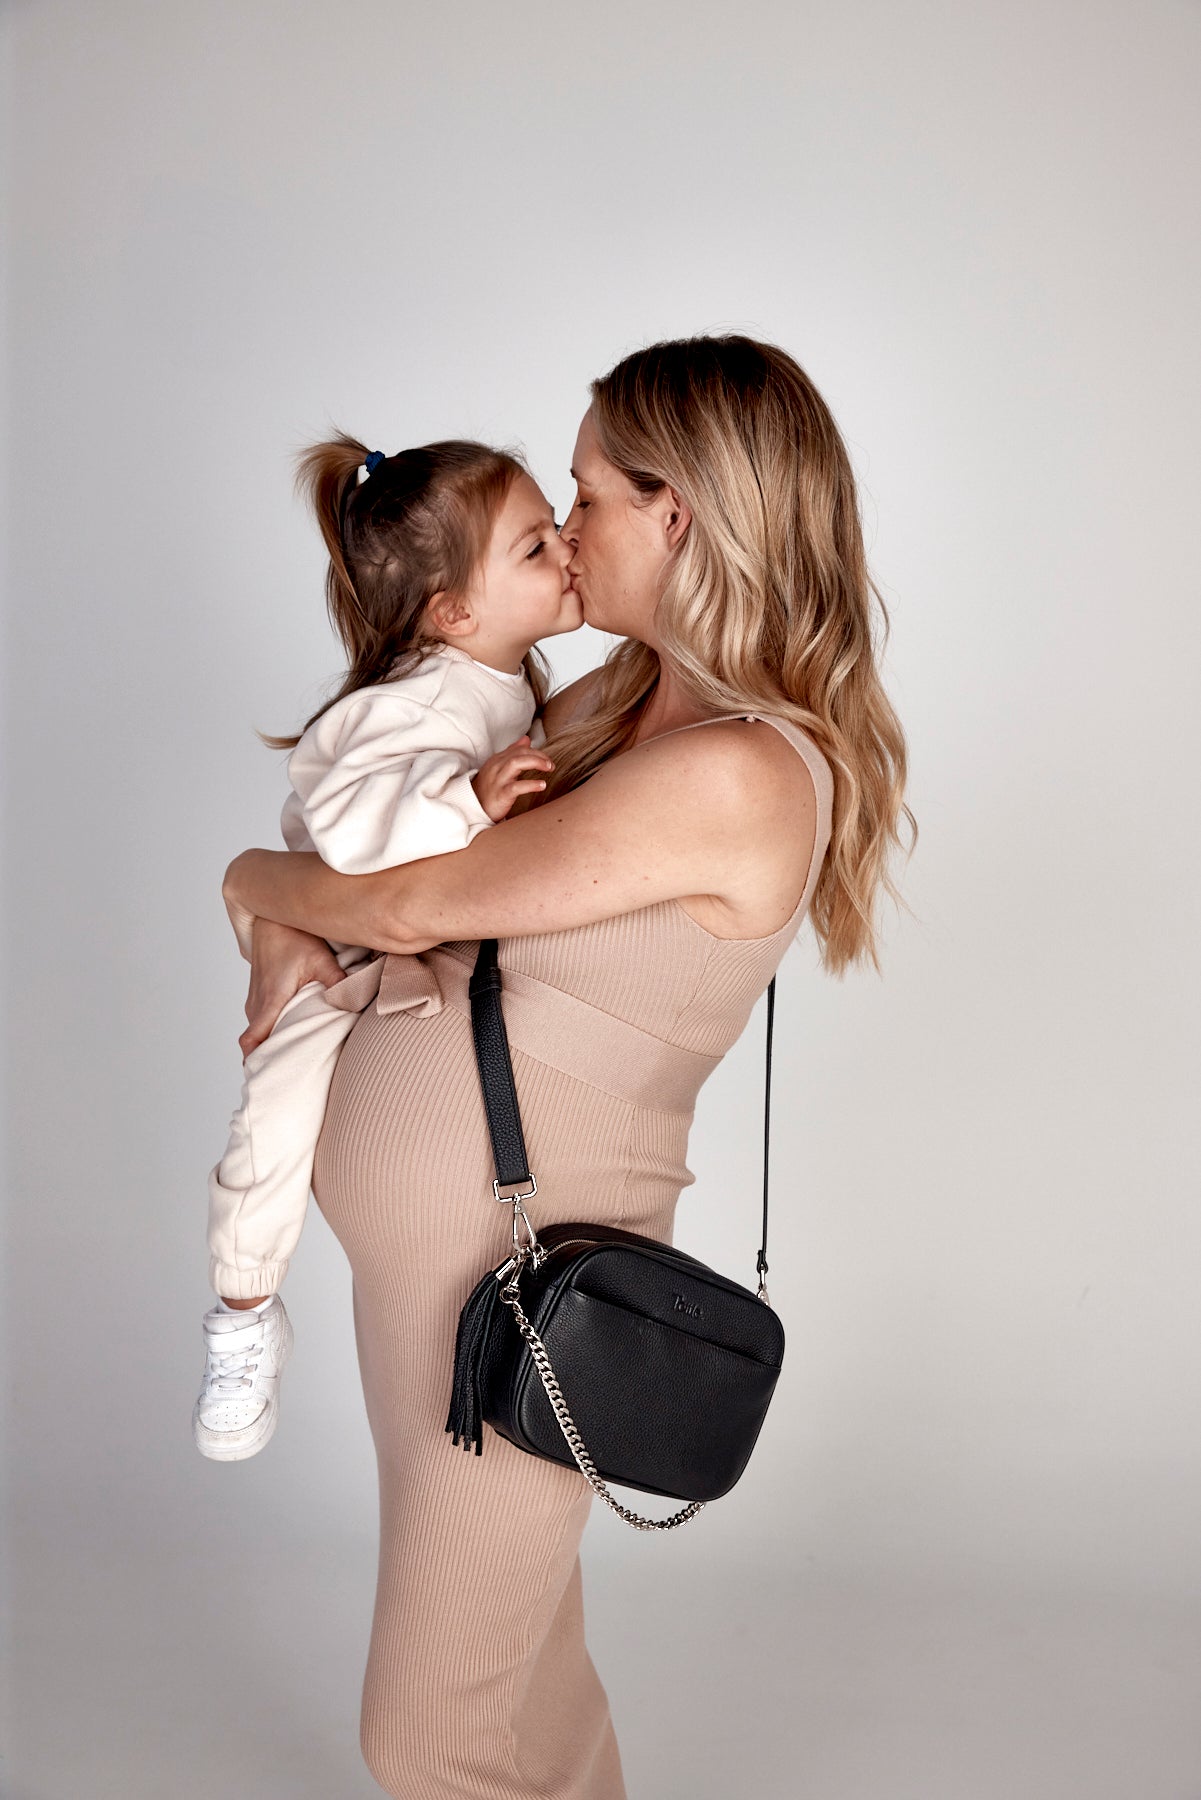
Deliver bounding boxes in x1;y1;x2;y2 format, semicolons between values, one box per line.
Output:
445;1270;504;1455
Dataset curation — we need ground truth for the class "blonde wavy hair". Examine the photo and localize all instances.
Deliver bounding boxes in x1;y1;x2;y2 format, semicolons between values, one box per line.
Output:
539;334;915;977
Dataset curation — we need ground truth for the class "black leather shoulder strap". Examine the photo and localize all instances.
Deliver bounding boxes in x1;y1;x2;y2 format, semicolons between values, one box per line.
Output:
467;940;532;1189
469;938;775;1277
757;974;775;1285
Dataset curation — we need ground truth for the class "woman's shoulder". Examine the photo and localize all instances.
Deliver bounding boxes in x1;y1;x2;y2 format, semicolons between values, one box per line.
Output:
561;714;820;940
641;713;820;815
561;714;814;871
536;672;823;856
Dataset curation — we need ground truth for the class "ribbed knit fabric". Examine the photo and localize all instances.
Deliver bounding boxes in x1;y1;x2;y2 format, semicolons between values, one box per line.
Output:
310;714;834;1799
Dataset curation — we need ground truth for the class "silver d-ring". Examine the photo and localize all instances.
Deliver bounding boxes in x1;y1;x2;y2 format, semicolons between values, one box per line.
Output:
493;1174;537;1204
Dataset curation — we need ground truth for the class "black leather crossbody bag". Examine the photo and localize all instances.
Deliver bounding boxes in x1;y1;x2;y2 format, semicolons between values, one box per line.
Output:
445;936;785;1531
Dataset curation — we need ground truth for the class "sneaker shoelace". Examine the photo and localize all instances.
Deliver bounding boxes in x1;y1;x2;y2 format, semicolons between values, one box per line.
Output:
202;1328;264;1397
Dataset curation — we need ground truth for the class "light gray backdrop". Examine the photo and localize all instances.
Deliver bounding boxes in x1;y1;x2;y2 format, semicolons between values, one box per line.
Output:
3;3;1199;1796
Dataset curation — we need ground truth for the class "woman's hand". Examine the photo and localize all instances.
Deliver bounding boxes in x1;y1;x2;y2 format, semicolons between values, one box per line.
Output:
239;918;346;1057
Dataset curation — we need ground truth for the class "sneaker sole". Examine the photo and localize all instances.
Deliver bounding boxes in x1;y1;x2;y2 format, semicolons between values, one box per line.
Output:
192;1309;294;1462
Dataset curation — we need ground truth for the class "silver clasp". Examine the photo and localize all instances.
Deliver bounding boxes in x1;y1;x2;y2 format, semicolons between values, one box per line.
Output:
498;1240;535;1300
510;1200;539;1255
492;1173;539;1257
489;1174;541;1282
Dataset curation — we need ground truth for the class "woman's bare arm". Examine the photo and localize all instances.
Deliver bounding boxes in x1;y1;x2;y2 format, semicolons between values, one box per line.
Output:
224;720;815;956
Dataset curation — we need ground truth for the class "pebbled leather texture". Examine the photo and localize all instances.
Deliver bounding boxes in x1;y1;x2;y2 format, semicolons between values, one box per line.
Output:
484;1232;784;1500
447;939;785;1504
467;944;532;1187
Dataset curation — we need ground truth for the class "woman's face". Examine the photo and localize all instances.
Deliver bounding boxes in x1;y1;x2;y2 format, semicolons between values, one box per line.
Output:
560;409;688;648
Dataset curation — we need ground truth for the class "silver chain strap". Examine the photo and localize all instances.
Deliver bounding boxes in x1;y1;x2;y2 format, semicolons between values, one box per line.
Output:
496;1243;706;1531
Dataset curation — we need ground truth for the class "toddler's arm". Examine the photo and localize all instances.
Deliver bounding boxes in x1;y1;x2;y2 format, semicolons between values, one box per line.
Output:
287;691;510;876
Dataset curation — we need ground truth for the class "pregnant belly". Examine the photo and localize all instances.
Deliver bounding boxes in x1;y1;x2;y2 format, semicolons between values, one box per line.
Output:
311;997;697;1297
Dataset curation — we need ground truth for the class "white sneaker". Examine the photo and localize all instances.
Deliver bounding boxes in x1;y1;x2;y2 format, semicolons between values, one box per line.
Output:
193;1294;294;1462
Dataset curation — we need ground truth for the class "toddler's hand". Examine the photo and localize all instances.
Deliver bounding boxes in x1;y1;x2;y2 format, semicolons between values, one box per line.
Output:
472;735;555;822
240;918;345;1057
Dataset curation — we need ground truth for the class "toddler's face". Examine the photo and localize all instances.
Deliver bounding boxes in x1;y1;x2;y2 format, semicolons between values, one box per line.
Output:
472;472;583;649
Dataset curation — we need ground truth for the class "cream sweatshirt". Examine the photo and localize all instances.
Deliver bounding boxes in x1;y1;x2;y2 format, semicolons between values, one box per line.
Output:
279;642;539;874
224;644;542;961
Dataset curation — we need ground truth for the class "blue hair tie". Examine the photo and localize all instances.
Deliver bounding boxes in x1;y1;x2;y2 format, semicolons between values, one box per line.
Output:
364;450;385;474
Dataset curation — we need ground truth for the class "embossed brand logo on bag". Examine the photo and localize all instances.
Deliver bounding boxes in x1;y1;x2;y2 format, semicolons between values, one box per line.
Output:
672;1292;704;1319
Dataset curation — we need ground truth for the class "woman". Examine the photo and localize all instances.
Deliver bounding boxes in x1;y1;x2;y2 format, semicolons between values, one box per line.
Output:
223;334;913;1799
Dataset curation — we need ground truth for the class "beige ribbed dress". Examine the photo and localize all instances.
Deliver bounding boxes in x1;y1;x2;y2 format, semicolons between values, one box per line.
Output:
310;712;834;1799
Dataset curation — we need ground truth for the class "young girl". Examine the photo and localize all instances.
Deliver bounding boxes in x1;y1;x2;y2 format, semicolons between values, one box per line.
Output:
194;433;581;1461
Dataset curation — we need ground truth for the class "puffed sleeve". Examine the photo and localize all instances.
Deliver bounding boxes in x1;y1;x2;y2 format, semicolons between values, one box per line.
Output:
286;693;495;875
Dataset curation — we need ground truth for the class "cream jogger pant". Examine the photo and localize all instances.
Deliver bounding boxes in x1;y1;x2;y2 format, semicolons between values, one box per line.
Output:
206;941;382;1299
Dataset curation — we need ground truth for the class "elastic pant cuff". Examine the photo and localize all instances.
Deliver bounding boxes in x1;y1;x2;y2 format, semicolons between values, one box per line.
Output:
210;1257;289;1301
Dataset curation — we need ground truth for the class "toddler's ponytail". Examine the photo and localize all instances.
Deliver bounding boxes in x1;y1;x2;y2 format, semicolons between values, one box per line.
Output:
295;433;376;650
